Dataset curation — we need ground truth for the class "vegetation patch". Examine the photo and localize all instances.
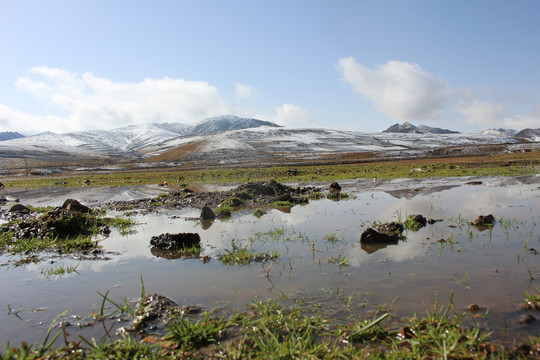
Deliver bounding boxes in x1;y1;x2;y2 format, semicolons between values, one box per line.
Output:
0;207;136;255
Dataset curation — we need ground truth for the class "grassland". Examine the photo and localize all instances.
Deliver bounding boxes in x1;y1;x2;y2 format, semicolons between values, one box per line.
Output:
2;150;539;189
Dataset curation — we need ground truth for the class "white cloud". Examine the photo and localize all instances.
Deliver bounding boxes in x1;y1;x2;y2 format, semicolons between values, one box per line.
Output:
11;67;231;132
272;104;312;126
456;100;506;125
234;83;256;99
0;104;70;134
337;57;454;122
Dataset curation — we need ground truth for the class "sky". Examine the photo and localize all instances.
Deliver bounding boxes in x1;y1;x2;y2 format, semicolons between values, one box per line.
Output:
1;0;540;135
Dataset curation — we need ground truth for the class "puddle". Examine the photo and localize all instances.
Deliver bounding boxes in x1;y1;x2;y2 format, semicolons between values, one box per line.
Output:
1;175;539;347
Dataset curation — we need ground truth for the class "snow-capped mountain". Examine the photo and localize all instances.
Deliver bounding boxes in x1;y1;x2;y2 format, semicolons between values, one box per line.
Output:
480;128;518;137
0;115;280;161
0;131;24;141
187;115;280;135
383;122;459;134
0;116;535;167
515;128;540;141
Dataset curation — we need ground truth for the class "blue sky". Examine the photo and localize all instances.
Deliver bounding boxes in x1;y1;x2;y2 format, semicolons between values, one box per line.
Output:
1;0;539;134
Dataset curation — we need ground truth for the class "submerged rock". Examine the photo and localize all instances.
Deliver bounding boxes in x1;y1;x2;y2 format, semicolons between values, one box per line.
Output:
473;214;496;227
329;182;341;195
150;232;201;251
200;206;216;220
376;221;404;235
360;228;400;244
407;214;427;230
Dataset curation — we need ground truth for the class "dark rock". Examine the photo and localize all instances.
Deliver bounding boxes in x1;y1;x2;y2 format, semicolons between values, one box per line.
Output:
150;233;201;251
329;182;341;195
407;214;427;230
273;193;291;202
465;181;483;185
376;221;404;235
135;293;203;330
428;218;443;224
150;247;200;260
200;206;216;220
9;204;30;213
62;199;90;213
235;179;291;197
519;313;536;325
360;228;399;244
473;214;496;227
0;181;4;191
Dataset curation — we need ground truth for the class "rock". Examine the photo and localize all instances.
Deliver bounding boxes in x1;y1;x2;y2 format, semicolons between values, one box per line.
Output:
407;214;427;230
235;179;291;197
519;313;536;325
62;199;90;213
273;193;291;202
360;228;399;244
0;181;4;191
376;221;404;235
135;294;203;330
134;294;202;329
9;204;30;214
200;206;216;220
428;218;443;224
150;233;201;251
465;181;483;185
329;182;341;195
473;214;496;227
82;179;90;185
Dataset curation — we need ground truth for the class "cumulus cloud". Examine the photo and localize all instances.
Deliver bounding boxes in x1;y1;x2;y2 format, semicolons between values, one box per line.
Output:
11;67;231;132
272;104;312;126
337;57;454;122
234;82;256;99
456;100;507;125
0;104;69;134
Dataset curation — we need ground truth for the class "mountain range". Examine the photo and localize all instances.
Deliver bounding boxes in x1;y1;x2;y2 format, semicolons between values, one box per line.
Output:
0;116;538;171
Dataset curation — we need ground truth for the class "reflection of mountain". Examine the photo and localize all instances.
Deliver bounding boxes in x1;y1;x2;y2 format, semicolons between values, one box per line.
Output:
385;185;460;199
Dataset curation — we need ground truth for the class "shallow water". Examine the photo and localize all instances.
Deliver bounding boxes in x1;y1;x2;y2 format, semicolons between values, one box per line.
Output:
1;175;539;348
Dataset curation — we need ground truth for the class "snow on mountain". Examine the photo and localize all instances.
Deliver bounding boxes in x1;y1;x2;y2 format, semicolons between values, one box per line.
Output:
383;122;459;134
480;128;517;137
515;128;540;141
187;115;280;135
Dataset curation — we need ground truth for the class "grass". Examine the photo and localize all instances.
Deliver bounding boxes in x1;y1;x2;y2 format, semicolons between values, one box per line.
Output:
219;241;278;265
3;150;539;189
165;312;231;350
0;209;137;255
3;290;540;359
40;262;80;278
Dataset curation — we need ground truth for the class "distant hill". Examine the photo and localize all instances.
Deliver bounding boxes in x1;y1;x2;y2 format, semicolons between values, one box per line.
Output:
0;131;24;141
480;128;517;137
515;128;540;141
383;122;460;134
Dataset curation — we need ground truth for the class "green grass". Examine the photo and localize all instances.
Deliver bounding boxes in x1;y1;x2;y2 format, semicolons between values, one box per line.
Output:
219;241;278;265
4;150;538;189
3;291;540;359
0;209;137;254
40;262;80;278
165;312;232;350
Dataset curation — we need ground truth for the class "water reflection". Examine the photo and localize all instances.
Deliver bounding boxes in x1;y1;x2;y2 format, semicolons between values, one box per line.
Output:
0;175;539;347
